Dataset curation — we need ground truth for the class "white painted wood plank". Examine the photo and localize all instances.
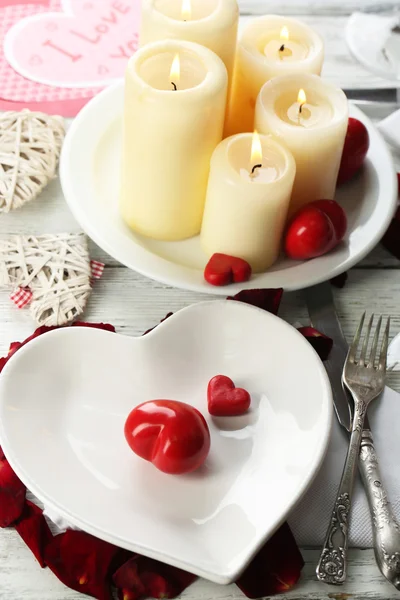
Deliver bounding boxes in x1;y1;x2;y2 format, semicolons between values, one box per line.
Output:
239;0;400;17
0;527;398;600
0;265;398;381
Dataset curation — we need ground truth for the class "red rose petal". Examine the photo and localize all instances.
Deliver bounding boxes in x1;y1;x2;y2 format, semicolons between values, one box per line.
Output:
236;522;304;598
298;326;333;361
330;272;348;288
15;501;53;567
382;207;400;260
0;459;26;527
228;289;283;315
72;322;116;333
113;556;196;600
0;323;116;373
143;313;174;336
45;530;122;600
0;447;4;460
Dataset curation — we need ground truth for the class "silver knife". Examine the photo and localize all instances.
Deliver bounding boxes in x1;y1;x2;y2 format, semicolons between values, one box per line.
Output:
306;282;400;589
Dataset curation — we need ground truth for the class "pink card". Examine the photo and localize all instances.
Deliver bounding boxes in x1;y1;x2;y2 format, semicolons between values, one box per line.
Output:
0;0;140;116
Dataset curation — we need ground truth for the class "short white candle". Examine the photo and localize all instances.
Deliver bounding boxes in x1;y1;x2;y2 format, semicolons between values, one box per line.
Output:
200;132;296;272
120;40;228;241
226;15;324;136
255;74;348;216
140;0;238;91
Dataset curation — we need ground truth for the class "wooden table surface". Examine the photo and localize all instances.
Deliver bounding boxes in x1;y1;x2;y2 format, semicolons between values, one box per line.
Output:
1;1;400;599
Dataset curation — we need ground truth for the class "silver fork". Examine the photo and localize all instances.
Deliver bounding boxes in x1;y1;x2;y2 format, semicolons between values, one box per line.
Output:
316;313;390;585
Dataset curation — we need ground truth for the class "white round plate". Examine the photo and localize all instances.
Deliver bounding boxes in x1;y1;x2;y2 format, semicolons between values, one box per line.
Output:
346;12;400;82
60;81;397;294
0;301;331;584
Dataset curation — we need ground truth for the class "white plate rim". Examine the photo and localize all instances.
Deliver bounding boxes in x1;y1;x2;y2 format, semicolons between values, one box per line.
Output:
60;81;398;295
0;301;333;583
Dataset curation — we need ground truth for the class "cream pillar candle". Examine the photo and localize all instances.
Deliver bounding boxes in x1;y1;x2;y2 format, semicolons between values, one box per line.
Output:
255;73;348;216
200;132;296;272
120;40;228;240
226;15;324;136
140;0;238;87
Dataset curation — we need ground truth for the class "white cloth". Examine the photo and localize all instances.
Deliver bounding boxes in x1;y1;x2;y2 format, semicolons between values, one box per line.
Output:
289;386;400;547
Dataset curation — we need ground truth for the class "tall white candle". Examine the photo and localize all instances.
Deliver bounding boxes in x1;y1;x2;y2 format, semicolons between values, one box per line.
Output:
255;73;348;216
226;16;324;136
201;132;296;272
140;0;238;89
120;40;228;241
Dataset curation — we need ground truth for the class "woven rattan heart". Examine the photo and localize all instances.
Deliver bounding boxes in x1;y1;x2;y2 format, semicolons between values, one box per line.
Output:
0;110;65;213
0;233;92;326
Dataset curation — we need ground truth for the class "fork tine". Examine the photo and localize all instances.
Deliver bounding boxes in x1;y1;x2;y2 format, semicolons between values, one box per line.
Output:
368;316;382;368
378;317;391;371
348;312;366;363
359;314;374;366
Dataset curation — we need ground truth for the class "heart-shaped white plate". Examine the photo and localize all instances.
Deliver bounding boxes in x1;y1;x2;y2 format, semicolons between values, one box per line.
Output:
0;301;332;584
60;83;397;294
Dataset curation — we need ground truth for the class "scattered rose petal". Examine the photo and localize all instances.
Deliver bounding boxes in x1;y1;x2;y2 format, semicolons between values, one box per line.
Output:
330;272;348;288
113;555;196;600
72;322;115;333
228;289;283;315
0;323;116;373
45;530;122;600
15;501;53;567
0;459;26;527
236;522;304;598
143;313;174;336
298;327;333;361
382;207;400;260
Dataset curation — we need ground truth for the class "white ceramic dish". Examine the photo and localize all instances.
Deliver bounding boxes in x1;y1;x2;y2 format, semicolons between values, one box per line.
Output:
60;82;397;294
0;301;332;584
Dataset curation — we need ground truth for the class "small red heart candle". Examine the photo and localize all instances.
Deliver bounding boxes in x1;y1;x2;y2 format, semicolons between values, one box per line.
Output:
204;253;252;286
208;375;251;416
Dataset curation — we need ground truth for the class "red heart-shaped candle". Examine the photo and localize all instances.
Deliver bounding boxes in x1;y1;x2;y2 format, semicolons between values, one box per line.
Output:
207;376;251;417
124;400;210;475
204;254;252;286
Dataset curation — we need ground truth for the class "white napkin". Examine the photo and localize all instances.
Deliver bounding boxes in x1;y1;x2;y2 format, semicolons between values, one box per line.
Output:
378;109;400;152
289;386;400;547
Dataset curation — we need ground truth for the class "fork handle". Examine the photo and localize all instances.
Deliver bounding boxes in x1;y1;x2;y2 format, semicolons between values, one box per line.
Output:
359;429;400;587
316;400;366;584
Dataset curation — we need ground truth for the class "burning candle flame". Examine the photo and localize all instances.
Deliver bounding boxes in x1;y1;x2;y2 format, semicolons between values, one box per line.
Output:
251;131;263;165
170;53;180;86
182;0;191;20
280;26;289;41
297;88;307;108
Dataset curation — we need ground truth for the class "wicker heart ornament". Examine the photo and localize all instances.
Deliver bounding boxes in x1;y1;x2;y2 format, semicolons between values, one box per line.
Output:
0;234;92;326
0;110;65;213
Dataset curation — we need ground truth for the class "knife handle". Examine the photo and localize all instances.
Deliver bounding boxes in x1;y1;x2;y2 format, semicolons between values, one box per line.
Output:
359;429;400;588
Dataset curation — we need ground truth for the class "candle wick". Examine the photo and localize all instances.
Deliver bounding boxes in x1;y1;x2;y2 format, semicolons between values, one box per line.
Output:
279;44;285;52
251;164;262;178
171;82;177;91
299;103;303;114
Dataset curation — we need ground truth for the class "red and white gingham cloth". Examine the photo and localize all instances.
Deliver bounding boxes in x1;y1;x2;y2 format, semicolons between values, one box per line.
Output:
10;287;33;309
90;260;105;280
